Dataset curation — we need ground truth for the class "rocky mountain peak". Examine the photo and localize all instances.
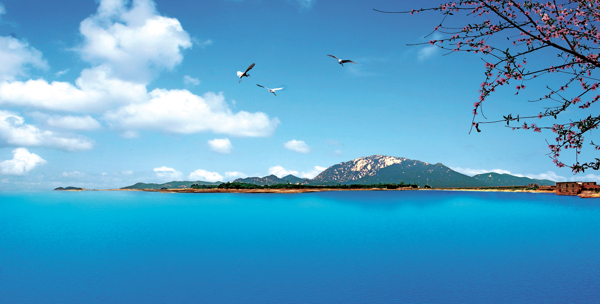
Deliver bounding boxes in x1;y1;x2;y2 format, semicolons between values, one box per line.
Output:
312;155;419;183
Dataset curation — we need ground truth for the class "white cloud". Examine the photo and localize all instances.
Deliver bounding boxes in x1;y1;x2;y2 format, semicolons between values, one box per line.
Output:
122;170;133;175
0;0;279;142
284;139;311;153
296;0;315;8
36;114;101;131
55;69;69;77
0;66;148;112
0;148;46;175
0;110;94;151
0;36;48;82
267;165;326;179
105;90;279;137
325;139;343;147
120;130;139;138
154;166;182;180
418;33;442;62
208;138;233;154
450;167;512;177
183;75;200;86
450;167;567;182
0;3;5;17
195;39;213;48
225;171;246;180
62;171;85;178
189;169;223;182
78;0;192;83
268;166;298;178
525;171;567;182
300;166;327;179
332;150;342;156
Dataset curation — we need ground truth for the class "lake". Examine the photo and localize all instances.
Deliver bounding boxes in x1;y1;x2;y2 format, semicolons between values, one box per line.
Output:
1;190;599;303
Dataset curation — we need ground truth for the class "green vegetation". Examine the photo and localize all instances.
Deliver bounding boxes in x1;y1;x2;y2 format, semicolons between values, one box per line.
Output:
121;181;220;190
190;183;219;189
217;182;419;190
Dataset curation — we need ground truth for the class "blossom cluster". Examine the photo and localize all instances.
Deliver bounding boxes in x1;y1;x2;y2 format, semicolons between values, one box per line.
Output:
383;0;600;172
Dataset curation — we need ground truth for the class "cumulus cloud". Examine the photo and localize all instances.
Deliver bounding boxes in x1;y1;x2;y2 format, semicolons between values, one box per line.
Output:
0;0;279;143
450;166;566;182
195;39;213;48
268;166;298;178
62;171;85;177
33;113;101;131
225;171;246;180
300;166;327;179
0;110;94;151
55;69;69;77
189;169;223;182
268;165;326;179
120;130;139;138
284;140;310;153
450;167;512;177
122;170;133;175
208;138;233;154
296;0;315;8
525;171;567;182
0;65;148;112
153;166;182;180
0;36;48;82
0;148;46;175
183;75;200;86
418;33;442;62
78;0;192;83
105;90;279;137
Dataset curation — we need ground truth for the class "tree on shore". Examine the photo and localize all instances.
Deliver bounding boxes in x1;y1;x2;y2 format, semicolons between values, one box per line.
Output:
376;0;600;173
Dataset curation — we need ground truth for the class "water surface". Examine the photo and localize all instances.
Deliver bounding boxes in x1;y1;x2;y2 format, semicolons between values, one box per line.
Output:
1;191;599;303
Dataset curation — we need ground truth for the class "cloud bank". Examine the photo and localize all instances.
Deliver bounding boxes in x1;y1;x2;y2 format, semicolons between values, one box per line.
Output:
189;169;223;182
208;138;233;154
284;140;311;153
0;0;279;153
0;148;46;175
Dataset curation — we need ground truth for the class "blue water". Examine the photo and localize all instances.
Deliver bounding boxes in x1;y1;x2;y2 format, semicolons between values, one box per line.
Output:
1;191;599;303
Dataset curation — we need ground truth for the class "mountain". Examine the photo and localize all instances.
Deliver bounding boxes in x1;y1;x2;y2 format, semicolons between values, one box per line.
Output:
312;155;486;187
356;162;489;188
121;181;220;189
312;155;411;184
121;156;557;189
472;173;555;186
233;174;287;186
281;174;309;184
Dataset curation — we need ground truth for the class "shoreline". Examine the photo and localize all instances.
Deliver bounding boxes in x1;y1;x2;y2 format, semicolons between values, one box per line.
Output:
89;187;560;195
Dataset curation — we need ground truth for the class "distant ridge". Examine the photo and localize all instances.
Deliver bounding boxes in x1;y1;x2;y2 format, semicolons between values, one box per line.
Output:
312;155;487;188
120;155;556;189
232;174;309;186
237;155;555;188
472;172;555;186
121;181;221;190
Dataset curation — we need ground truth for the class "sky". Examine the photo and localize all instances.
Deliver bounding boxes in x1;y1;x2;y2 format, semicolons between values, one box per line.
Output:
1;0;599;190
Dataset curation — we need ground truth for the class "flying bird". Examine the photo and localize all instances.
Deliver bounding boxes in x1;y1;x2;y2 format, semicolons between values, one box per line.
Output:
237;63;255;83
327;55;357;66
257;84;283;96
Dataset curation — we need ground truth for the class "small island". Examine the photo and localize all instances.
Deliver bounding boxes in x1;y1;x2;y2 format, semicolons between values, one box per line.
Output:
54;186;86;191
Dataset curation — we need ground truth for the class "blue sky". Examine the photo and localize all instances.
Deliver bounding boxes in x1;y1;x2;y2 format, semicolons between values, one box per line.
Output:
0;0;598;190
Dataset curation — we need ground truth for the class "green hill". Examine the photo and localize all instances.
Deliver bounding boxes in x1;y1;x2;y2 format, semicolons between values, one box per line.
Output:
472;173;555;187
121;181;221;189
